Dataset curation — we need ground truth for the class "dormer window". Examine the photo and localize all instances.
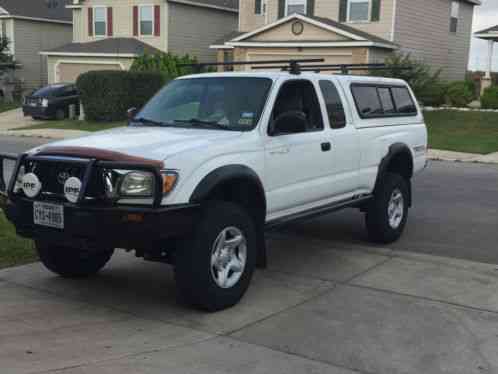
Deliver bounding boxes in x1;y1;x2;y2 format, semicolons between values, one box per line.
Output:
94;7;107;37
140;5;154;36
285;0;307;16
348;0;370;22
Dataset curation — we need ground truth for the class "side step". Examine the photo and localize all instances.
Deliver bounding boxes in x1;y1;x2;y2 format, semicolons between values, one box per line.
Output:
265;195;372;229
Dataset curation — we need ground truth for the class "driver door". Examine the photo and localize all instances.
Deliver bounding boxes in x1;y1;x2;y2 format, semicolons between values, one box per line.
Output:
264;79;333;217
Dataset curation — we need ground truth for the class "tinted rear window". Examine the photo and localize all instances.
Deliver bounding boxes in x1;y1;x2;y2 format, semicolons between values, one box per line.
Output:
351;84;417;118
319;80;346;129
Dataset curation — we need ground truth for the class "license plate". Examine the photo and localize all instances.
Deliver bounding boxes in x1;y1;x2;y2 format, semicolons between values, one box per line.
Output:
29;102;37;107
33;202;64;229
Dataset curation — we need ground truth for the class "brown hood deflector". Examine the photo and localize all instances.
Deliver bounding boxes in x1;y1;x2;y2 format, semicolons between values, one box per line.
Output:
35;146;164;168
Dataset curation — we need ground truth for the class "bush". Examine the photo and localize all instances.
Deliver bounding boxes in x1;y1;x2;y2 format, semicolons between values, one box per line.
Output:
131;53;200;80
446;81;474;107
77;70;167;121
369;53;442;102
418;82;447;107
481;86;498;109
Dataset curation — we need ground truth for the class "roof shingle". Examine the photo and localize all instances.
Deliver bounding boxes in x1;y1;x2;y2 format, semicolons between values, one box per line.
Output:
43;38;163;55
0;0;72;22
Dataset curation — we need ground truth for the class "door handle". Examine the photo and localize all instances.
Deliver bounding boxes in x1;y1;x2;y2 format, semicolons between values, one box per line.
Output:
269;147;290;155
321;142;331;152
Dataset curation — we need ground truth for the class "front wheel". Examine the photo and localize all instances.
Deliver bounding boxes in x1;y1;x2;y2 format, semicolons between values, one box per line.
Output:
36;241;114;278
365;172;409;244
174;201;257;312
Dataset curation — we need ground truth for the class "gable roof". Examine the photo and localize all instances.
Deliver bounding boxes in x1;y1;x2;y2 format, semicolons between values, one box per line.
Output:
41;38;163;57
0;0;72;23
217;14;397;50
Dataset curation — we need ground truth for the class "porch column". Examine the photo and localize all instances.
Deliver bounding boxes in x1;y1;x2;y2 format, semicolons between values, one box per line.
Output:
486;39;494;79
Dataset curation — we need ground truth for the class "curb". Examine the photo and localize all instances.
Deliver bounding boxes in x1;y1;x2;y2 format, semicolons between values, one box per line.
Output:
428;150;498;165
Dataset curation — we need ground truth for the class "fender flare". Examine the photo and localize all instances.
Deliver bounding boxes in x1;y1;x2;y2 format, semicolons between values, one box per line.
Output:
189;165;268;268
374;143;414;206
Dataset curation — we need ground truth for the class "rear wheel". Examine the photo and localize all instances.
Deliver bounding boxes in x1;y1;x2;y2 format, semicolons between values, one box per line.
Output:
174;201;257;311
36;241;114;278
365;172;409;243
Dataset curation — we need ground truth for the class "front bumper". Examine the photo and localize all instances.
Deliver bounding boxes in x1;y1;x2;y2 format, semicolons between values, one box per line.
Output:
4;198;200;250
22;105;51;119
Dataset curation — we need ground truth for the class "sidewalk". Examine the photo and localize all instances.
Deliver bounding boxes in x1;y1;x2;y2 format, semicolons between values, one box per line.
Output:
1;233;498;374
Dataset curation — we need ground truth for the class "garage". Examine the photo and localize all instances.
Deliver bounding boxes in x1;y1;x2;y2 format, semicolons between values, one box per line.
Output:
56;63;123;83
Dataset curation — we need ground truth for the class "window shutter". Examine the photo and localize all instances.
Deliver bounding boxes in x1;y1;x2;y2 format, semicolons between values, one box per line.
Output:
371;0;381;22
88;7;93;36
339;0;347;22
154;5;161;36
307;0;315;16
278;0;285;18
107;7;113;36
133;6;138;36
255;0;262;14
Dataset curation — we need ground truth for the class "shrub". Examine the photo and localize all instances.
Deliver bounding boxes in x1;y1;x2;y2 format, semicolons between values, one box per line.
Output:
77;70;167;122
446;81;474;107
369;53;442;102
130;53;200;80
481;86;498;109
418;82;447;107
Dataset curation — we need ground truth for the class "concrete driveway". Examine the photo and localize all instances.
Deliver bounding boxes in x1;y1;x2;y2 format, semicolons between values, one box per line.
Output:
0;108;45;131
2;233;498;374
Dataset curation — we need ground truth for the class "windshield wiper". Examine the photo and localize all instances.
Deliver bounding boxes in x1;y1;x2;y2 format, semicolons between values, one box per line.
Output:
174;118;227;130
133;117;173;127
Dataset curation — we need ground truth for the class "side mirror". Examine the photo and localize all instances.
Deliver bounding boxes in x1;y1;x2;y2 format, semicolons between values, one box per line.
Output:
270;111;308;136
127;107;137;123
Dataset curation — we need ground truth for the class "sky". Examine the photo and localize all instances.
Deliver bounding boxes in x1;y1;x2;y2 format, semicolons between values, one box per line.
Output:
468;0;498;71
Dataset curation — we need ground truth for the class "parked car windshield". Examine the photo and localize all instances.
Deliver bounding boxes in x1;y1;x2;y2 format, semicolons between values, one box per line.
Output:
135;77;273;131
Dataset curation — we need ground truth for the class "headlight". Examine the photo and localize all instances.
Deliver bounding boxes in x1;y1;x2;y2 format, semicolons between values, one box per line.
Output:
117;170;178;198
119;171;155;197
41;99;49;108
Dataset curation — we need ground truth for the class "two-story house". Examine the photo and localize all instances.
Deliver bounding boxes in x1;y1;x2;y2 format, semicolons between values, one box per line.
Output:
212;0;480;80
42;0;238;84
0;0;73;91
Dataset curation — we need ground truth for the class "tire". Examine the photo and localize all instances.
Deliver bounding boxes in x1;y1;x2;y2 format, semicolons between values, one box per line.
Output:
55;108;66;120
36;241;114;278
174;201;257;312
365;172;409;244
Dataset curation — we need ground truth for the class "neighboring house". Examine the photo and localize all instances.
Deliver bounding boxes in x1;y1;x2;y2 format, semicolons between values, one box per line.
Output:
212;0;480;80
42;0;238;84
0;0;73;91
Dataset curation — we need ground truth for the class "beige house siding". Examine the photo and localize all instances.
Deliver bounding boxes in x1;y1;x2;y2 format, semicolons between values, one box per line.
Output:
168;2;237;61
368;47;393;63
13;19;72;90
47;55;133;84
75;0;167;51
240;0;395;41
248;20;349;42
394;0;473;80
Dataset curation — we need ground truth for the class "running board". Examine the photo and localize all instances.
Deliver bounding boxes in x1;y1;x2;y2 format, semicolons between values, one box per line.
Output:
265;195;373;229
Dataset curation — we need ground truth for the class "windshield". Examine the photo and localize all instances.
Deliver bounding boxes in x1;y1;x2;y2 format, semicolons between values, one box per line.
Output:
135;77;273;131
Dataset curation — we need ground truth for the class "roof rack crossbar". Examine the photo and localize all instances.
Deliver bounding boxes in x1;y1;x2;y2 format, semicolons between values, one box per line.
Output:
178;59;325;74
252;63;412;74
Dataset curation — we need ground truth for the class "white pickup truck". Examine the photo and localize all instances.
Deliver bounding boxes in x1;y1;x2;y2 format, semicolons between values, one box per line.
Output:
1;70;427;311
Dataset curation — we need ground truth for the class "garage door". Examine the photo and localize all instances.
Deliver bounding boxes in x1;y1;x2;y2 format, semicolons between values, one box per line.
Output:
247;53;353;70
57;63;122;83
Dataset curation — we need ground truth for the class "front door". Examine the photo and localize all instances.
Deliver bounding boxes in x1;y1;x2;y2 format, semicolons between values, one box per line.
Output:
264;79;334;217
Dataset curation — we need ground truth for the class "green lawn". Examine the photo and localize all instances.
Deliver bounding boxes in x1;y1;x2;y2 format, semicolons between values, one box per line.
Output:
15;119;125;132
0;210;36;270
0;101;20;113
425;110;498;154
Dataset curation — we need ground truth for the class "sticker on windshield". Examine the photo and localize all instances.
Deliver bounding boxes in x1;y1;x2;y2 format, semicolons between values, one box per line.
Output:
239;112;254;126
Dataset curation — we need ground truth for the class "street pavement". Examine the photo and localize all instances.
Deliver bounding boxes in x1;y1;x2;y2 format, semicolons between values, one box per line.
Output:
1;135;498;373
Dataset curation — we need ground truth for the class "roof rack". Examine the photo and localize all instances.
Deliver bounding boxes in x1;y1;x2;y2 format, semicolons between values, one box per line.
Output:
178;59;324;75
252;63;412;74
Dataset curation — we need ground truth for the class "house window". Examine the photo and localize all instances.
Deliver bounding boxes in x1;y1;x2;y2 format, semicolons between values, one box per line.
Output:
348;0;370;22
286;0;307;16
94;7;107;37
450;1;459;33
140;5;154;36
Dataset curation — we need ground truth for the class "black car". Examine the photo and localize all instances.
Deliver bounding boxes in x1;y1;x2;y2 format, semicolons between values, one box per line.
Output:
23;83;80;120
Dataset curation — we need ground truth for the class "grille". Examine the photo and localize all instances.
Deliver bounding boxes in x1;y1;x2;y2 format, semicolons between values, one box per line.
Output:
19;159;107;203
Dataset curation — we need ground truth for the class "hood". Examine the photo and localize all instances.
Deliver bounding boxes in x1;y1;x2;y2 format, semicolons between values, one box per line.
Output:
32;126;244;162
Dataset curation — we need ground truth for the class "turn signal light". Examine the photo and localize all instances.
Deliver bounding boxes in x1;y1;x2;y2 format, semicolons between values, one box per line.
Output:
162;173;178;194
